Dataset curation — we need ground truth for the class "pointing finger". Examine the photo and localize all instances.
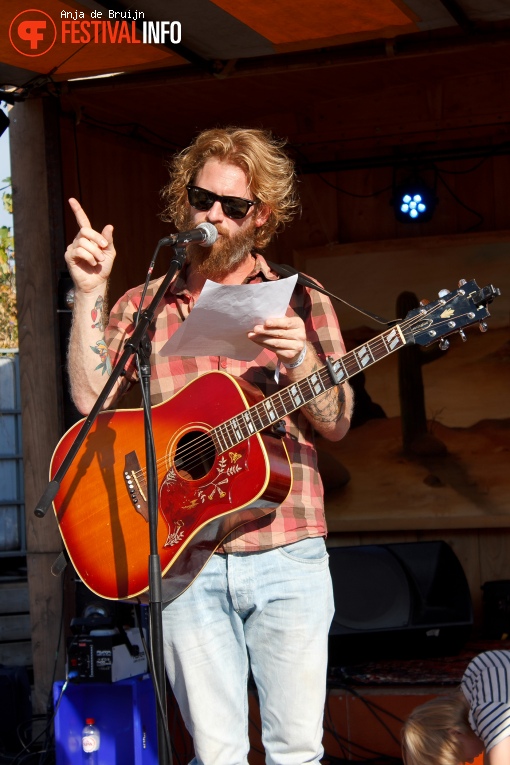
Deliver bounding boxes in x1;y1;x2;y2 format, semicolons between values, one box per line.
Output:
68;197;91;230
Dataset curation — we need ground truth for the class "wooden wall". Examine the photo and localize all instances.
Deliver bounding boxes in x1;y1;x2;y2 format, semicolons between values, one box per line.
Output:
264;144;510;265
58;115;171;305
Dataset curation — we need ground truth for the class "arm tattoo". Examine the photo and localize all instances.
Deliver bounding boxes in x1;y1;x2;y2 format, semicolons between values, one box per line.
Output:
90;338;112;376
91;295;106;332
305;363;346;423
89;294;111;375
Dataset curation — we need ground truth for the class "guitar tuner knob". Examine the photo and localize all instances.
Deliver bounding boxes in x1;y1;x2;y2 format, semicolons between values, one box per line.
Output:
459;329;467;342
479;321;488;333
438;289;450;299
439;338;450;351
458;278;467;287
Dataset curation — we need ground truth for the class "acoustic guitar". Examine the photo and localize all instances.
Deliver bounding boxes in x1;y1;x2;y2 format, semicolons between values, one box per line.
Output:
50;279;500;603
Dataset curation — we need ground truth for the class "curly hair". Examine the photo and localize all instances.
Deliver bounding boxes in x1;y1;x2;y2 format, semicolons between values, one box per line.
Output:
401;693;470;765
161;126;300;250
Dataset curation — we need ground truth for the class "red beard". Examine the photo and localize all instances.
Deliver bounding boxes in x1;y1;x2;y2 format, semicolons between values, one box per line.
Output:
184;217;258;281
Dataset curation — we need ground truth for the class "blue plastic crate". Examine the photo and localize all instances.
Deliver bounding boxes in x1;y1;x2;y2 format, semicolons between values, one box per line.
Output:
53;674;158;765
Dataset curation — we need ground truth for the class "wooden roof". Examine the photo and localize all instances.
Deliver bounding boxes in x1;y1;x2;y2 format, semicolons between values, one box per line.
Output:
1;0;509;85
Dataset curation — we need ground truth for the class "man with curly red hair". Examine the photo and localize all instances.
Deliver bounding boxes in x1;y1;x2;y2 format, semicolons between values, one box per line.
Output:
65;126;353;765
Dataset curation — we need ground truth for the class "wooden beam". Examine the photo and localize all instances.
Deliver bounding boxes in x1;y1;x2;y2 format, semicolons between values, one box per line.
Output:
0;614;31;641
0;641;33;666
0;581;30;613
297;142;510;174
10;96;66;713
295;228;510;262
64;26;510;94
435;0;475;31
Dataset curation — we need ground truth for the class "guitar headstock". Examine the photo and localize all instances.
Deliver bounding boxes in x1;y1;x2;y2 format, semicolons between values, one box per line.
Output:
402;279;501;349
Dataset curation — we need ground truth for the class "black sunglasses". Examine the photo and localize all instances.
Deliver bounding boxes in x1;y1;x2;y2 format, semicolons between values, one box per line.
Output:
186;185;258;220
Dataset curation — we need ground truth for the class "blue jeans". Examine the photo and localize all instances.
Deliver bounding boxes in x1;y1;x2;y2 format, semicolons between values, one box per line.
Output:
162;536;334;765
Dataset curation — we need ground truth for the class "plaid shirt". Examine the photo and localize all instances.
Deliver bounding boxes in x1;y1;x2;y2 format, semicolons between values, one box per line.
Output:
104;254;346;553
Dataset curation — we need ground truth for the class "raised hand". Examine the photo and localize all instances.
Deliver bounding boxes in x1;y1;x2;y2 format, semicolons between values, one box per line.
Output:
65;198;116;293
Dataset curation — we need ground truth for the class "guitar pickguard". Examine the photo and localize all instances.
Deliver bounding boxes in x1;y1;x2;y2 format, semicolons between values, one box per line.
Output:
159;443;249;548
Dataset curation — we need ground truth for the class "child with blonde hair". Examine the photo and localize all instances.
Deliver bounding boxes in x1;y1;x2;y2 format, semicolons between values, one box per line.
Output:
402;650;510;765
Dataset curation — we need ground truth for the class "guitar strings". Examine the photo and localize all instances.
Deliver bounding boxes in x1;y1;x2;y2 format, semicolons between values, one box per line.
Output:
131;295;475;483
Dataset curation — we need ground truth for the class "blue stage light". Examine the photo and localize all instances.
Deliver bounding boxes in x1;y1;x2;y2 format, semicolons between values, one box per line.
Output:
392;180;437;223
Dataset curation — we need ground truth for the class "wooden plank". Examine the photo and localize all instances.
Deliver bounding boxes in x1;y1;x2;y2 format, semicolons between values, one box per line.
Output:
327;515;510;533
295;228;510;264
0;614;31;642
26;553;66;714
0;641;32;667
11;100;63;552
478;529;510;586
294;232;510;342
358;530;418;546
335;165;397;244
10;98;70;715
322;413;510;535
327;533;363;548
59;115;169;310
493;154;510;230
0;582;30;614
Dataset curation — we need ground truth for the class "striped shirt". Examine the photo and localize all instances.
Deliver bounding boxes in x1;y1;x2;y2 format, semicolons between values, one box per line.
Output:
462;649;510;753
104;254;346;553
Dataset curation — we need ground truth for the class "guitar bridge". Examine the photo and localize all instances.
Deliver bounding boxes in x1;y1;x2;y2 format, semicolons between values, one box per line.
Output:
124;451;149;522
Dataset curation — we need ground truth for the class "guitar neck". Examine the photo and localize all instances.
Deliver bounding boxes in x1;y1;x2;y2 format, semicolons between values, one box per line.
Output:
211;323;408;454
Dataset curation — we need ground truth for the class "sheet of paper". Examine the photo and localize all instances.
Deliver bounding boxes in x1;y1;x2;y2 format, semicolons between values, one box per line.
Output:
160;274;298;361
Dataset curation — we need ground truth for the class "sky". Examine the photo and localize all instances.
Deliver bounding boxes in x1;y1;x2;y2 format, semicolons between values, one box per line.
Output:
0;107;12;231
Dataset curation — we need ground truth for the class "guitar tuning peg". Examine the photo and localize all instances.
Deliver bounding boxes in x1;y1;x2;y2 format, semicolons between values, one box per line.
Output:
479;321;488;333
439;338;450;351
419;299;430;307
458;278;467;287
438;289;450;299
459;329;467;342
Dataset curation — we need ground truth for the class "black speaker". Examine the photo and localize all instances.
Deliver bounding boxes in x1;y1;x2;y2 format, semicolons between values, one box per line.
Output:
328;541;473;665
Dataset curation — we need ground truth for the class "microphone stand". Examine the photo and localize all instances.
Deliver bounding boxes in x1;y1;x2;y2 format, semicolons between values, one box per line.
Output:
35;241;190;765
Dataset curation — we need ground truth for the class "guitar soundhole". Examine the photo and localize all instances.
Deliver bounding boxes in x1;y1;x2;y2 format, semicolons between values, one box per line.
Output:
173;430;216;481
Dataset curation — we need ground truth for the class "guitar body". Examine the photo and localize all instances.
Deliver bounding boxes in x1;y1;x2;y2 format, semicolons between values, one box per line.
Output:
51;371;292;602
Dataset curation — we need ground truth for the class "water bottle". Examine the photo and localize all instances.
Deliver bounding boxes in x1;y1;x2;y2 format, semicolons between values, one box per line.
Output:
81;718;100;764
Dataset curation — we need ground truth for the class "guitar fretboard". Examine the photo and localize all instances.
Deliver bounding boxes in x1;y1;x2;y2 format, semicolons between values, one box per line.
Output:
210;323;407;454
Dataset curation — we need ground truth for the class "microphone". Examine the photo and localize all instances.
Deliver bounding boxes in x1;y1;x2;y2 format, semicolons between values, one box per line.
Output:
160;222;218;248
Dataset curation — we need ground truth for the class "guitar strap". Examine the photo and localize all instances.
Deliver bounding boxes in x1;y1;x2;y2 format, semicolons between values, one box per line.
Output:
266;259;398;327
